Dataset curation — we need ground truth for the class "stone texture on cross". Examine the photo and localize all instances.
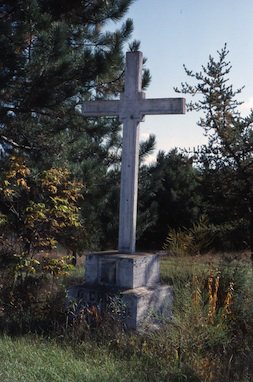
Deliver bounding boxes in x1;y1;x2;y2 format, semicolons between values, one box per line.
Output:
82;51;185;253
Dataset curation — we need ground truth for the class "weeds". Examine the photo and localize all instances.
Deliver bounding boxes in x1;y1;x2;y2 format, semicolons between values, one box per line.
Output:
1;254;253;381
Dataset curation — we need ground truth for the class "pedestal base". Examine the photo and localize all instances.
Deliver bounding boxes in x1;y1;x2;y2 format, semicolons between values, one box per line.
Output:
67;251;173;330
85;251;160;289
121;285;173;329
67;283;173;330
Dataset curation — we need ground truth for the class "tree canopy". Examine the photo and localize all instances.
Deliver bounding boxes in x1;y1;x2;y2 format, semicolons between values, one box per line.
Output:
175;45;253;255
0;0;139;165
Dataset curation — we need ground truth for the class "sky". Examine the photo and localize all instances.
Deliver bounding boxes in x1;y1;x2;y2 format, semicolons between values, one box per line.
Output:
112;0;253;159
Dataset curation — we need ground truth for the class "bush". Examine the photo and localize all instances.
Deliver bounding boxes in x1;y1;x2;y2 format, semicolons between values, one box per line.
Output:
0;270;67;334
163;215;216;256
164;216;250;255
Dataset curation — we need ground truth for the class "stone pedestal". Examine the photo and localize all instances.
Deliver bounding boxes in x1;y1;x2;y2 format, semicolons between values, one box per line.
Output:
68;252;173;330
121;285;172;329
85;251;160;288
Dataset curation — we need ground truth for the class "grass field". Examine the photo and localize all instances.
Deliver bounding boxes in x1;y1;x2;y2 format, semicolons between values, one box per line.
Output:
1;253;253;382
0;336;147;382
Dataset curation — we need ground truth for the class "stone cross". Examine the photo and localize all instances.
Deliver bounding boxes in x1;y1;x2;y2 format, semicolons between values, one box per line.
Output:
82;51;185;254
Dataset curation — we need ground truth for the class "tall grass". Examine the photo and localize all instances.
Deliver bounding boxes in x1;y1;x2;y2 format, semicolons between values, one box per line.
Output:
1;254;253;381
159;254;253;381
0;335;141;382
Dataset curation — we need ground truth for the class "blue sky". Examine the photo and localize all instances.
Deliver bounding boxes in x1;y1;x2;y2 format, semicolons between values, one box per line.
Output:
115;0;253;159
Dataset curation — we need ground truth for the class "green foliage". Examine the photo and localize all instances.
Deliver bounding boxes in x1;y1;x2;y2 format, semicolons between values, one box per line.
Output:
0;0;155;251
0;155;84;257
163;215;216;256
1;255;253;381
0;154;82;330
137;148;202;249
175;44;253;255
163;228;193;257
159;256;253;381
198;163;250;250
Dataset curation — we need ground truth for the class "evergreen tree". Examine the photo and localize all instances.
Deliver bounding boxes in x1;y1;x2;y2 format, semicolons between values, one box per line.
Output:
0;0;135;165
137;149;201;249
0;0;156;250
175;45;253;257
198;161;248;250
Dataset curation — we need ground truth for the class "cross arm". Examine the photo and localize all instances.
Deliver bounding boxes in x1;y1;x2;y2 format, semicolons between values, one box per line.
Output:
140;98;186;115
82;100;120;117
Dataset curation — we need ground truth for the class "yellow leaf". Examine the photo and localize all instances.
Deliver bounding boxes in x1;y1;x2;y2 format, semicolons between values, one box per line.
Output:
3;188;15;197
17;178;28;188
49;185;57;194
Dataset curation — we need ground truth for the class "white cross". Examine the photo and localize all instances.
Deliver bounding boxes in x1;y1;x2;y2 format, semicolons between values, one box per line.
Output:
82;51;185;253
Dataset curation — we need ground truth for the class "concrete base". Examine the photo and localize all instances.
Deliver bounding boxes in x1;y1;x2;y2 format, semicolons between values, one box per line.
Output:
121;285;173;329
67;251;173;330
85;251;160;289
67;283;173;330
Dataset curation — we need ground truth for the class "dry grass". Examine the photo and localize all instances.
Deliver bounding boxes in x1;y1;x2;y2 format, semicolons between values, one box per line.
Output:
1;251;253;381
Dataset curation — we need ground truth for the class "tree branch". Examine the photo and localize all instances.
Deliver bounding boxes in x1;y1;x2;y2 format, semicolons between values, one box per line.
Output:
0;135;34;151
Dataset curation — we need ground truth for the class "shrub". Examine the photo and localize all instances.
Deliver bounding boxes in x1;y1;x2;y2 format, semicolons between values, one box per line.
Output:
163;215;216;256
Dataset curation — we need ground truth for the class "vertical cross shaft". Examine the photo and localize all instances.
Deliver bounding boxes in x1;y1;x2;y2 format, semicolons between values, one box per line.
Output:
118;52;143;253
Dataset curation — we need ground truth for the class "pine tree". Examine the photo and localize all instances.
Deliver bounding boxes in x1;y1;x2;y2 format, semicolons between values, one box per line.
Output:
137;149;201;249
0;0;155;250
0;1;136;164
175;45;253;258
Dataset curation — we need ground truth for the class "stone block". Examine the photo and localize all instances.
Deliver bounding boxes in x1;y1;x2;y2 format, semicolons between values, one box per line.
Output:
67;283;173;331
67;251;173;331
121;285;173;330
85;251;160;289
